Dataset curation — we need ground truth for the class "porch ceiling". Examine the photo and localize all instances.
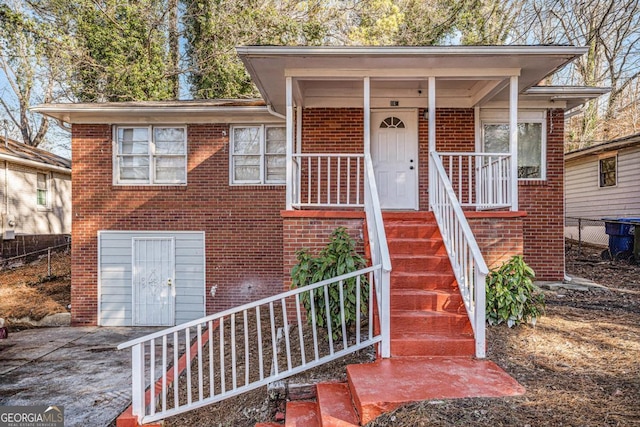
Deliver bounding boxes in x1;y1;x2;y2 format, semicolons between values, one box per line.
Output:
237;45;589;112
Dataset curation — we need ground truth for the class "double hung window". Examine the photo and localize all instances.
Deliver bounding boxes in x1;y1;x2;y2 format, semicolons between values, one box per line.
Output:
36;172;49;207
114;126;187;185
599;155;617;187
481;112;546;180
231;125;285;185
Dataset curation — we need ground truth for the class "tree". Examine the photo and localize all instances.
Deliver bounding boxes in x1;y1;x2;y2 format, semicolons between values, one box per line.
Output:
456;0;523;45
0;1;66;147
183;0;342;99
69;0;176;102
516;0;640;146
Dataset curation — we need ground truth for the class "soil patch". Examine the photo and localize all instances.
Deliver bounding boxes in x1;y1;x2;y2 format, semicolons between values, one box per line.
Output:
0;251;71;330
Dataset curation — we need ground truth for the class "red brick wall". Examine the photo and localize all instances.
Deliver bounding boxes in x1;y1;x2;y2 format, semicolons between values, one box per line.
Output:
71;124;285;325
281;211;365;318
419;108;476;210
72;107;565;326
302;108;364;153
518;109;565;279
467;214;524;271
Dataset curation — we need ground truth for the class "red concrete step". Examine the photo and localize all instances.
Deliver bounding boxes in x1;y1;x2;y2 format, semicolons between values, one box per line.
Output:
387;237;446;255
391;311;472;335
382;211;435;221
256;423;283;427
316;383;359;427
390;254;451;272
384;223;440;239
390;332;476;357
391;271;458;290
390;289;465;313
285;401;320;427
347;358;526;425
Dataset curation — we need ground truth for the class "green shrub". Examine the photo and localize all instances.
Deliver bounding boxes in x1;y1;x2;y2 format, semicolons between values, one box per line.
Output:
485;255;545;327
291;227;369;339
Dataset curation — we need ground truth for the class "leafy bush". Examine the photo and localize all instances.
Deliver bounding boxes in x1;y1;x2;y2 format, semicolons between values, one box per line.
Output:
291;227;369;339
486;255;545;327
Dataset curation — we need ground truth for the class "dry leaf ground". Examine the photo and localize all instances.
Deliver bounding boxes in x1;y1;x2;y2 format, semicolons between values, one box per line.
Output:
3;246;638;426
0;251;71;327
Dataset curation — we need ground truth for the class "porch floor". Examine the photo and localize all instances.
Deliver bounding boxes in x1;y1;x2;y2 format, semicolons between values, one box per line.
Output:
347;357;526;424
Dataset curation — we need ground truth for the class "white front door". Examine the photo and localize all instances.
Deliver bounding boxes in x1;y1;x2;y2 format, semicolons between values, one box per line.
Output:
371;110;419;210
132;237;175;326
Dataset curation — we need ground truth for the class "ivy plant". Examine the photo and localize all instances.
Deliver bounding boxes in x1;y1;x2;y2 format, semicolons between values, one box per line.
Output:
291;227;369;340
486;255;545;327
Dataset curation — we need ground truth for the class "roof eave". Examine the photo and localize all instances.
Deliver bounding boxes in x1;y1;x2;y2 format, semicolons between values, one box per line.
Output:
31;104;280;125
236;45;589;57
565;133;640;160
0;152;71;174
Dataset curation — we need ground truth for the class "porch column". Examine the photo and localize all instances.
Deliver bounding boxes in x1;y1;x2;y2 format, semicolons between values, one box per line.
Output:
428;76;436;210
363;77;371;155
509;75;519;211
286;76;294;210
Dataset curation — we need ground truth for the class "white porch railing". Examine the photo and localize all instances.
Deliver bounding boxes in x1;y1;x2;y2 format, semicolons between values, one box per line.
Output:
430;151;489;358
118;267;381;424
292;153;364;208
438;152;512;210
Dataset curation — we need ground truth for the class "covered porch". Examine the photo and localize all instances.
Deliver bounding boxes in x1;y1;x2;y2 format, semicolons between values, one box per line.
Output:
238;46;599;214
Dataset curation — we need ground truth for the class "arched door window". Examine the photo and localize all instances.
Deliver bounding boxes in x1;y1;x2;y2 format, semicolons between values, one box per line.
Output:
379;117;405;129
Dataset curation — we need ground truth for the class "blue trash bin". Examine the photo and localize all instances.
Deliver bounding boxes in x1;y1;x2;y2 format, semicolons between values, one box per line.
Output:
603;218;635;259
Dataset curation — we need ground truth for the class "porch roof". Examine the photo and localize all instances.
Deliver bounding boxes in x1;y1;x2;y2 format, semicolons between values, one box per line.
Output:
236;45;595;112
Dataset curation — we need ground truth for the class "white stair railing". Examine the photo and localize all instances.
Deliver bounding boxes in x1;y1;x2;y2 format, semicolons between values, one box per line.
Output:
430;151;489;358
363;153;392;357
118;267;381;424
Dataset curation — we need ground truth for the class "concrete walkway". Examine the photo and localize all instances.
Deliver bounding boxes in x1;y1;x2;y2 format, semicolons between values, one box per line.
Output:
0;326;160;427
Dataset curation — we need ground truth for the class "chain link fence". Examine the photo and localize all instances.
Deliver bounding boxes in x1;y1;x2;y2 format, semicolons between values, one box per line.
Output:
566;216;639;260
565;217;608;250
0;241;71;276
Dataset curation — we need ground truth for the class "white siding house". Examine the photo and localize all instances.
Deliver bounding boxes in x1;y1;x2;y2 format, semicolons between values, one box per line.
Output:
565;133;640;245
0;139;72;239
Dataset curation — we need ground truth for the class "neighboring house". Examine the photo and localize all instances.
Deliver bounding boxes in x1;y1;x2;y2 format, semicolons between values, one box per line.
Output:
565;133;640;247
34;46;608;328
0;138;71;256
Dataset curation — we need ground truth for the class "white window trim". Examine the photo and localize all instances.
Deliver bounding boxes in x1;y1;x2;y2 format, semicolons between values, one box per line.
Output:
598;154;617;188
229;124;286;186
113;125;188;186
478;110;547;181
36;171;51;210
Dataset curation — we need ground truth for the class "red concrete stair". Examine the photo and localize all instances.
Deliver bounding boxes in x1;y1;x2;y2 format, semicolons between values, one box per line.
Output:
316;383;359;426
383;212;474;358
390;332;476;356
346;358;526;425
391;271;458;290
285;401;320;427
268;212;524;427
390;288;464;312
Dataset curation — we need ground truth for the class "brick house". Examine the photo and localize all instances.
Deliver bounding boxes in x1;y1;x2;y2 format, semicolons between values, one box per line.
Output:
35;46;607;331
